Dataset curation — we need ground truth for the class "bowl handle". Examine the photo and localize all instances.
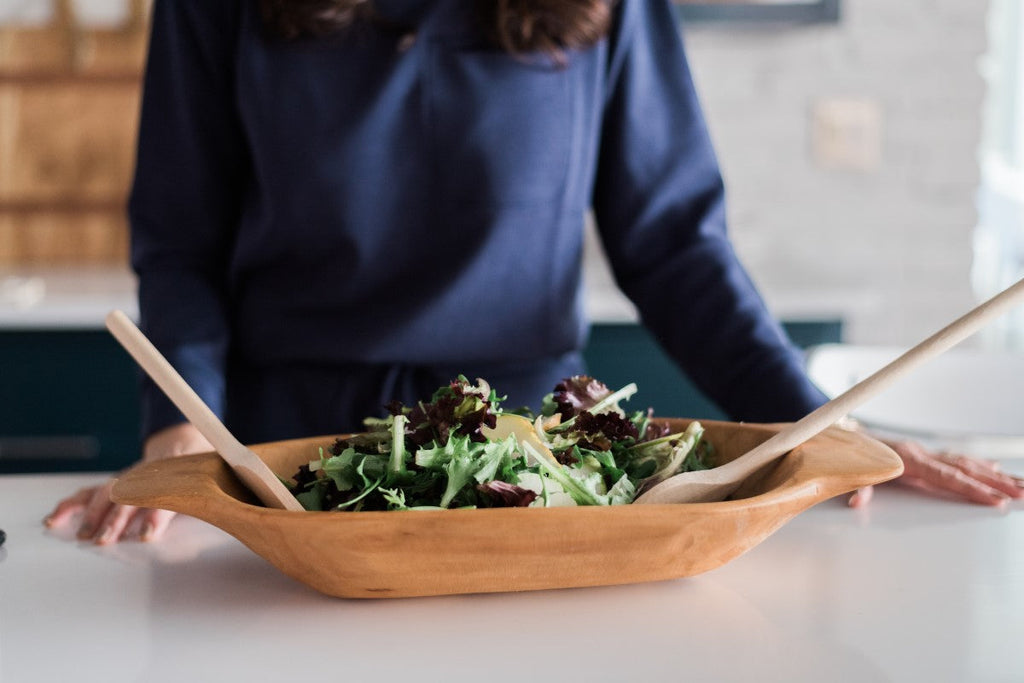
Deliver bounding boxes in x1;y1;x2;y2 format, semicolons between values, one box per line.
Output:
110;452;258;515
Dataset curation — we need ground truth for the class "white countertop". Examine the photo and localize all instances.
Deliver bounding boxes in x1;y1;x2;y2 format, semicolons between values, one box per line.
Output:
0;259;852;330
0;265;640;328
0;267;137;329
2;473;1022;682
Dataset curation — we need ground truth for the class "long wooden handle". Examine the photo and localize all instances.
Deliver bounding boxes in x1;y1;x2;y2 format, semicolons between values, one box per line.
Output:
740;277;1024;472
105;310;303;511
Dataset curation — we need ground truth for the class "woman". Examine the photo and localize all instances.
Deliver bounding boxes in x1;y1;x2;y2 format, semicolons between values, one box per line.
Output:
48;0;1022;544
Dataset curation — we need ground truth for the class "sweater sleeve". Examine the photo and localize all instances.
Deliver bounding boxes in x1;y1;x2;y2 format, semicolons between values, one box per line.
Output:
591;0;828;422
128;0;247;439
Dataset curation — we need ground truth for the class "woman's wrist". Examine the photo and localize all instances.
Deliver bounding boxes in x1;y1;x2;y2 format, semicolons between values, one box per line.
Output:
143;422;214;462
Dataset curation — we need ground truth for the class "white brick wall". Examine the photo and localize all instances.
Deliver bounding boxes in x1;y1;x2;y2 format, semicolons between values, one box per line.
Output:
676;0;989;345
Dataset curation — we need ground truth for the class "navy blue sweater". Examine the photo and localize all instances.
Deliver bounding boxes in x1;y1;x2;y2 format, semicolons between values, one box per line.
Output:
129;0;828;439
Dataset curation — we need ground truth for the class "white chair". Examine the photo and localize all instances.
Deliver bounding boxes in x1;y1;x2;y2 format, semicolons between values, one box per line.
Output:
805;344;1024;457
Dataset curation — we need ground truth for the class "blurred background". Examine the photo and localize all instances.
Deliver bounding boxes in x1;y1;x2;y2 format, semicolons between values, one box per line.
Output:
685;0;1024;351
0;0;1021;470
0;0;144;268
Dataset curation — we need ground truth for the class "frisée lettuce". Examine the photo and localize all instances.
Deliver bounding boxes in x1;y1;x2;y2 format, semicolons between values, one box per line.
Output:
286;375;714;511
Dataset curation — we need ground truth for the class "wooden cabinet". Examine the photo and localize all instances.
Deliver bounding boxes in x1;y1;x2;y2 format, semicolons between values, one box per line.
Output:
0;0;149;266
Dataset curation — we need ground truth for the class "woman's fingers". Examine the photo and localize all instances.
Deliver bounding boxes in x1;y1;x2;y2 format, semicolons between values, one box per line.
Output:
77;481;118;540
45;483;174;543
894;440;1011;507
43;483;117;540
94;501;140;545
845;436;1022;509
44;487;95;529
847;485;873;508
139;508;177;542
938;453;1024;500
895;474;945;497
45;424;210;544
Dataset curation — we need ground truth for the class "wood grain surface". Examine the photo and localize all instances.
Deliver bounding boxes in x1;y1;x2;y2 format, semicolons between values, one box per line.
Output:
111;419;903;598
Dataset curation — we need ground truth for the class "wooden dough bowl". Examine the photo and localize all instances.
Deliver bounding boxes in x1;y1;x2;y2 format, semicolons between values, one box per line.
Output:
111;419;903;599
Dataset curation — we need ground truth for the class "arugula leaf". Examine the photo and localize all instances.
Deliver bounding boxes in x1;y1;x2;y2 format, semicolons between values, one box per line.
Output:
295;483;327;511
335;457;385;510
519;440;608;506
606;474;637;506
386;413;411;485
322;448;359;492
473;436;517;483
622;421;706;487
440;449;481;508
379;487;408;510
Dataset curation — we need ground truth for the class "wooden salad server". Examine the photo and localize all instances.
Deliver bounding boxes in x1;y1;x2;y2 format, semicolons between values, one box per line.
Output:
105;310;304;511
634;277;1024;505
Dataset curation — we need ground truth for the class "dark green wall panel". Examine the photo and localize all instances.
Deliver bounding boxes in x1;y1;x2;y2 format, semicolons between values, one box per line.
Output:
0;330;140;473
582;320;843;420
0;320;840;473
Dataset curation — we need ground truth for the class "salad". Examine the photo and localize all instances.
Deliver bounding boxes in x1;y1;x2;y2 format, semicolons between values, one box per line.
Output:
286;375;713;511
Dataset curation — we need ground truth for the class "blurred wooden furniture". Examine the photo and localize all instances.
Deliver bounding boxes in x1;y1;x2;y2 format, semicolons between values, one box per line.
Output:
0;0;150;265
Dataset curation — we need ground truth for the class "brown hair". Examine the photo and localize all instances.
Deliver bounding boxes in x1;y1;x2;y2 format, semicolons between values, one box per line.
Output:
259;0;613;59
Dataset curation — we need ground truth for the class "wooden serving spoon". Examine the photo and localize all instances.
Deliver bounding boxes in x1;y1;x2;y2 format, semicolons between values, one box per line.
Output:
634;277;1024;505
106;310;304;511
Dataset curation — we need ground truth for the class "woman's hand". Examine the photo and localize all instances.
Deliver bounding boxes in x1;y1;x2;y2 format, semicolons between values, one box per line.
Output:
44;423;213;544
848;438;1024;509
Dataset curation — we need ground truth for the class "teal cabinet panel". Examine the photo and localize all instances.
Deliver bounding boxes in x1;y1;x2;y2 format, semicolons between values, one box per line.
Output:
582;320;842;420
0;319;839;473
0;331;140;473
